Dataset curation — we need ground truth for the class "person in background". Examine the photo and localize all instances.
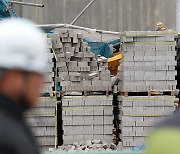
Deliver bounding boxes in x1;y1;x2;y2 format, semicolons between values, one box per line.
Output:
0;18;47;154
156;22;167;31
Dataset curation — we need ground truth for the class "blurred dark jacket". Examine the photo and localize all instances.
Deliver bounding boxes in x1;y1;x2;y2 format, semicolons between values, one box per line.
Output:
0;93;40;154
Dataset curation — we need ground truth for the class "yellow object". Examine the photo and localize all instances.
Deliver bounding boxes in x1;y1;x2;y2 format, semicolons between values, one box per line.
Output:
174;102;179;109
108;52;122;76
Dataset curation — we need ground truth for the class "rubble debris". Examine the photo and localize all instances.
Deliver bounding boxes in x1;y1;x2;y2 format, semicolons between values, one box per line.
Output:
57;140;119;151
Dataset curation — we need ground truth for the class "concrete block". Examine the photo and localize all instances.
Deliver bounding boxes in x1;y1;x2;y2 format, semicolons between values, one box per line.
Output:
122;131;136;137
122;137;134;142
67;61;78;67
94;116;103;125
135;131;146;137
93;109;103;115
103;135;113;140
133;127;143;132
122;121;135;127
73;135;83;140
104;108;113;115
134;137;145;142
93;135;104;140
136;121;155;127
77;33;83;39
78;62;88;66
83;135;93;140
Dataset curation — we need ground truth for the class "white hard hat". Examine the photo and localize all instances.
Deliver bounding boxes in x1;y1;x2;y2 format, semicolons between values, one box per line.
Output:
0;18;47;74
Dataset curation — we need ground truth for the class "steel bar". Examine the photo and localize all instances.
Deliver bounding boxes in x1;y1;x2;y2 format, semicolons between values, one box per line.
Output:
71;0;95;25
10;1;44;7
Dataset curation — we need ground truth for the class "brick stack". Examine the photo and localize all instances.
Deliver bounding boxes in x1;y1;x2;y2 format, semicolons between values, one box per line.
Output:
41;36;55;93
117;31;177;150
47;29;114;145
24;97;57;151
24;37;57;151
62;95;113;145
118;31;177;91
118;96;176;150
176;34;180;96
48;29;112;93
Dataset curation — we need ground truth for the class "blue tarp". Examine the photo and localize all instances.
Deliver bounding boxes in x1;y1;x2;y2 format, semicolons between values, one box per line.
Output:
84;39;120;58
132;144;145;151
0;0;16;19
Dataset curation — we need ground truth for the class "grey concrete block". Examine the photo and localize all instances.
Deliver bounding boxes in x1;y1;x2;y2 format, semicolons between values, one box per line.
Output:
122;131;136;137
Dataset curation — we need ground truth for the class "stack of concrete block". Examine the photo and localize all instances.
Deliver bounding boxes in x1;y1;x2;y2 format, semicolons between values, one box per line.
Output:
118;95;176;150
41;36;55;93
176;34;180;91
23;36;57;150
24;97;57;151
118;31;177;91
116;31;178;150
48;29;112;92
62;95;113;145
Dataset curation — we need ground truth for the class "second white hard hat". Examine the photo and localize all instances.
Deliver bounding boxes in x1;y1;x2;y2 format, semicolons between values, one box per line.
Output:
0;18;47;74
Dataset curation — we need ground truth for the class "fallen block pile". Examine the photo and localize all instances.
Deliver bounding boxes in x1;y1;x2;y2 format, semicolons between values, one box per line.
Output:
48;29;112;92
48;29;114;145
117;31;177;150
57;139;119;151
62;95;114;145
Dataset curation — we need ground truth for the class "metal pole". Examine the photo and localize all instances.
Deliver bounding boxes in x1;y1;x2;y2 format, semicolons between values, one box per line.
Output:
37;23;121;35
71;0;95;25
10;1;44;7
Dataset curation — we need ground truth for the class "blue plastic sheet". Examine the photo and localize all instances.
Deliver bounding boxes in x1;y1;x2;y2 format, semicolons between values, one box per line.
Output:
0;0;16;18
84;39;120;58
132;144;145;151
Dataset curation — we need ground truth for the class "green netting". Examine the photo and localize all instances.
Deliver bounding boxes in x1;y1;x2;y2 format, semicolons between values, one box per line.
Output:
84;39;120;58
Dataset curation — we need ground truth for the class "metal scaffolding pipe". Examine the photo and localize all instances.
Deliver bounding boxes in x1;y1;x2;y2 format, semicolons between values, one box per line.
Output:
37;23;120;35
10;1;44;7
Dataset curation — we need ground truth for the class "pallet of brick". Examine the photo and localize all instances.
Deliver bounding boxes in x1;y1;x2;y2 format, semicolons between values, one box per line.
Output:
118;31;177;92
41;36;55;94
176;34;180;93
47;30;112;93
117;95;176;150
24;97;57;151
61;95;113;145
